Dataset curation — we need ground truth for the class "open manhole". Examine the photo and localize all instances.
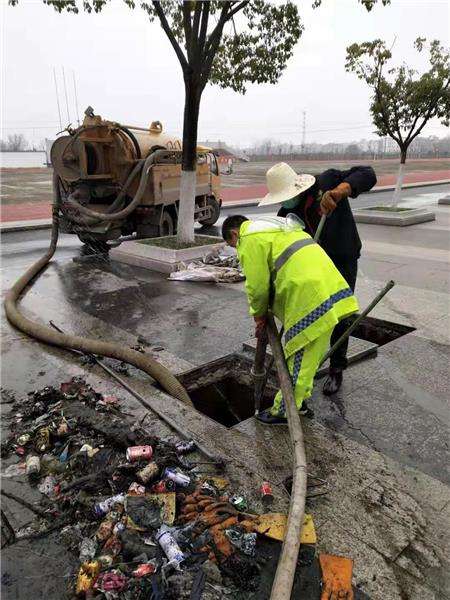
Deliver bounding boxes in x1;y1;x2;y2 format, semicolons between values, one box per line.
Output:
349;315;415;346
178;354;277;428
179;317;415;428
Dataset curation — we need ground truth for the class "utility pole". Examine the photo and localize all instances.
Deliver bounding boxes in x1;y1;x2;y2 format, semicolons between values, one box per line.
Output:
53;67;63;131
301;110;306;155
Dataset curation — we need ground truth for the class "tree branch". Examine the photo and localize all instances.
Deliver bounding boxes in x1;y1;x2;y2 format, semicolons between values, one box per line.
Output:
227;0;250;19
374;60;401;146
192;0;202;42
152;1;188;70
182;1;193;62
407;77;450;145
197;1;210;55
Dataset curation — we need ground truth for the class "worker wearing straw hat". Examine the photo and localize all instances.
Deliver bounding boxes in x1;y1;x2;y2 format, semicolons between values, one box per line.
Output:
260;162;377;395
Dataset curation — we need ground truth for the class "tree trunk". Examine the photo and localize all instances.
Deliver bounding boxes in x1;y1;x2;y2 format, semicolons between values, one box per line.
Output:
392;147;407;208
177;78;201;245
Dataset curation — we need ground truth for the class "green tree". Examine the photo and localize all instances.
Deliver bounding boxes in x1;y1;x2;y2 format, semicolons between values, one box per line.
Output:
346;38;450;206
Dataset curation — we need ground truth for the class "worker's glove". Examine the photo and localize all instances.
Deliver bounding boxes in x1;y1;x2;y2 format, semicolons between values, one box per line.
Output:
319;554;354;600
320;182;352;215
254;316;267;340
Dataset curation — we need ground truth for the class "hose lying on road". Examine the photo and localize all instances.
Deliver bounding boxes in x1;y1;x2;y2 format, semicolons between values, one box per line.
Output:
4;171;193;407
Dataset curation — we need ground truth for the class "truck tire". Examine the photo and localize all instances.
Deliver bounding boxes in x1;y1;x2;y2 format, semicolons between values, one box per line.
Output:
198;196;220;226
77;234;109;254
160;210;174;236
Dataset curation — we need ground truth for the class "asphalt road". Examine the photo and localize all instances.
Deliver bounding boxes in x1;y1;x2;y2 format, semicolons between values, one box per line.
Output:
2;183;448;271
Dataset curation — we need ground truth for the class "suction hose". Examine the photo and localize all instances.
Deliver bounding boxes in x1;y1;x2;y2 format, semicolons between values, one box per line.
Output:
4;172;192;406
62;150;163;225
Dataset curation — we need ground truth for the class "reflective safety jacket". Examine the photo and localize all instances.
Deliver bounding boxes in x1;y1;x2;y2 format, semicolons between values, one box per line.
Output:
237;217;359;357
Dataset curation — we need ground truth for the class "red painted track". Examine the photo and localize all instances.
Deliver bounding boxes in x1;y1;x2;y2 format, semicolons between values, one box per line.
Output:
1;170;449;222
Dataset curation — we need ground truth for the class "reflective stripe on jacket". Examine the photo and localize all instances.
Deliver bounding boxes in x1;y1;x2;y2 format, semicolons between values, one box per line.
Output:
237;219;359;357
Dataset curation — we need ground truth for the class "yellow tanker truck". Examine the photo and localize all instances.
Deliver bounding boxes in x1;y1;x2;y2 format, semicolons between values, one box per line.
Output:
50;107;222;248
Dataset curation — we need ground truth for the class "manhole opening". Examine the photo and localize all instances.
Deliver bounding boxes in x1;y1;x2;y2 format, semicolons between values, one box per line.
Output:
349;315;415;346
178;354;277;428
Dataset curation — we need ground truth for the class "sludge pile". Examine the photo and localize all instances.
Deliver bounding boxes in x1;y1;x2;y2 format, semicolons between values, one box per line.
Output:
1;378;290;599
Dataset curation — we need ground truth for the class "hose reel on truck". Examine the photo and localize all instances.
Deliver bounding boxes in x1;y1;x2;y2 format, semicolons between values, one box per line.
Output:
51;108;222;247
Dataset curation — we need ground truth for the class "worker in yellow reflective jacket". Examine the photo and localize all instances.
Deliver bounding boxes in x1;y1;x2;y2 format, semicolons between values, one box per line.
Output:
222;213;359;424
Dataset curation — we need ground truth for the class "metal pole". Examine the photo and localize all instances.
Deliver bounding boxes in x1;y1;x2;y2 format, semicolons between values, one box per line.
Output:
53;67;63;131
61;66;71;123
72;70;80;126
314;213;326;242
319;279;395;368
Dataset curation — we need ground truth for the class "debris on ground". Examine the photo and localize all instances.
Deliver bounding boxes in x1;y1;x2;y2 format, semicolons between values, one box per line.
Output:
169;254;244;284
1;378;319;598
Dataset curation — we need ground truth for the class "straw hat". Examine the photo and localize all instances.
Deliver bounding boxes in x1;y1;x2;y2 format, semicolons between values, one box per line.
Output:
259;162;315;207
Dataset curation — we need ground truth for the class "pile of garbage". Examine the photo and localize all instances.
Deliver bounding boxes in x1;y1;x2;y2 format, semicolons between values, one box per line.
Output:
169;253;244;284
1;378;295;599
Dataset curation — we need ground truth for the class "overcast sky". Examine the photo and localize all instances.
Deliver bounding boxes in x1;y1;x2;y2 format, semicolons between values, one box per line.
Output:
2;0;449;148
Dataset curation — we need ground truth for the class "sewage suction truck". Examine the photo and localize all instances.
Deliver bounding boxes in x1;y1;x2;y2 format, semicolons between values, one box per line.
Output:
50;107;222;248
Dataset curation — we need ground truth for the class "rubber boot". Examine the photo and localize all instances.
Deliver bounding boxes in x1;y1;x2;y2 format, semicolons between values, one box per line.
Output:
322;368;343;396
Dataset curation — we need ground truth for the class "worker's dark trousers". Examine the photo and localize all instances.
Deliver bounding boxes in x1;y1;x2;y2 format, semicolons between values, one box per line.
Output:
328;256;358;371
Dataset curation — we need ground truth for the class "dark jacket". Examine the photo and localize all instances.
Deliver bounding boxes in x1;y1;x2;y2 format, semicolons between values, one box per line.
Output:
277;166;377;260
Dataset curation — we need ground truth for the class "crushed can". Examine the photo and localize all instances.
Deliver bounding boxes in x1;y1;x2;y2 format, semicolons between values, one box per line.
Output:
260;481;274;504
93;493;126;518
26;455;40;476
137;461;159;484
79;537;98;562
156;524;184;567
175;440;197;454
128;482;146;495
102;534;122;557
230;495;247;511
150;479;175;494
34;427;50;452
133;562;156;577
126;445;153;462
17;434;31;446
163;468;190;487
96;518;115;542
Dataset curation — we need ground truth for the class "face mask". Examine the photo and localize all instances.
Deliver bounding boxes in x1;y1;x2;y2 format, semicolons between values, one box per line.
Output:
282;195;299;209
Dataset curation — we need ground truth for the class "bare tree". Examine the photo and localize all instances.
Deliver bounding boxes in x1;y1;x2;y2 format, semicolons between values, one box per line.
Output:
0;133;28;152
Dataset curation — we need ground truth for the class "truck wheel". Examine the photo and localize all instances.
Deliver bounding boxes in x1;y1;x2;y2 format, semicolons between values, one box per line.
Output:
159;211;174;236
199;196;220;226
77;234;109;254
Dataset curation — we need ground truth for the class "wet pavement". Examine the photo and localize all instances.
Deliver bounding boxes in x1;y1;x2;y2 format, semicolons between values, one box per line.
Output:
1;184;449;599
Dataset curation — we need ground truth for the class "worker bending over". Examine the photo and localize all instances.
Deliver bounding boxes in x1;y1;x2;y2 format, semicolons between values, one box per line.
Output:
222;214;359;424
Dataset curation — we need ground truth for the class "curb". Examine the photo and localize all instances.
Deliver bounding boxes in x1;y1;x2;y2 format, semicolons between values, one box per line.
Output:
1;219;53;233
221;179;450;209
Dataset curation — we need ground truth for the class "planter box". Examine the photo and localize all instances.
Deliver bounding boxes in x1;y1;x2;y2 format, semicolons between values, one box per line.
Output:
438;195;450;206
353;207;435;226
110;235;226;273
